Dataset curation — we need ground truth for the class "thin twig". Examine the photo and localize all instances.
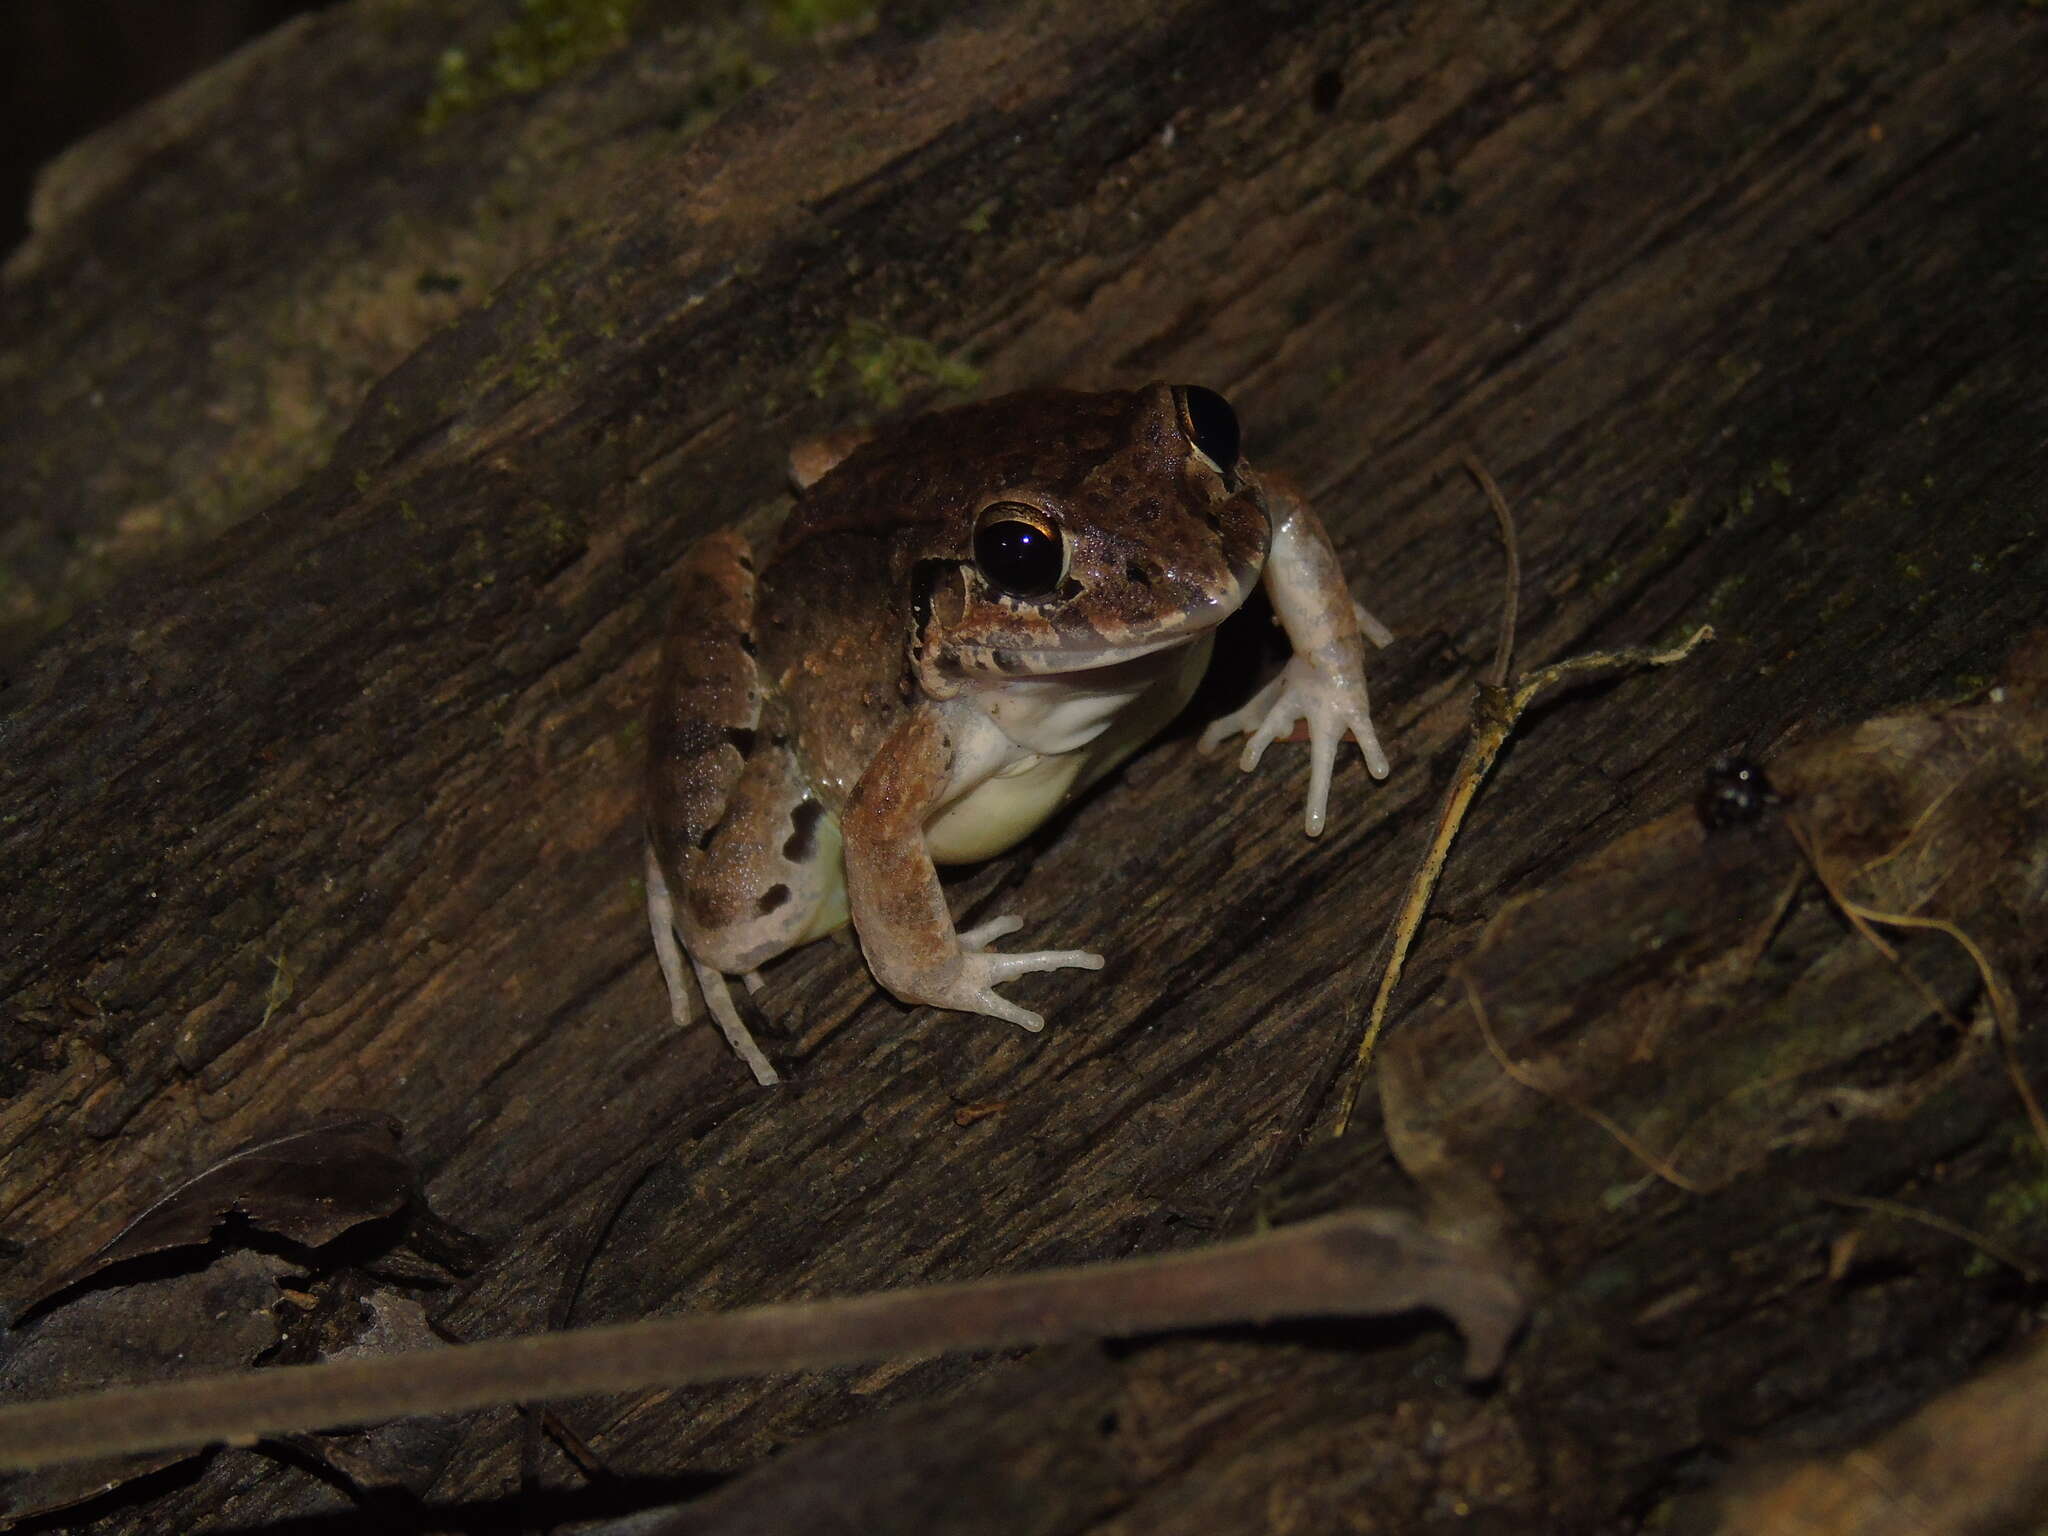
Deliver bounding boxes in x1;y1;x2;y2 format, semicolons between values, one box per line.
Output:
1788;818;2045;1156
1819;1191;2043;1285
0;1210;1523;1474
1460;978;2042;1281
1464;455;1520;689
521;1161;657;1489
1329;509;1714;1141
1460;972;1711;1194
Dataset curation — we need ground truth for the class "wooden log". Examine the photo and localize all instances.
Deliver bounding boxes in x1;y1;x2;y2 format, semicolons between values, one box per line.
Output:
2;0;2043;1528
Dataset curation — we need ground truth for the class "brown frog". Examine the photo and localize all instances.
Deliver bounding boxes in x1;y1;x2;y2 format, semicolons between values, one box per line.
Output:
645;384;1390;1084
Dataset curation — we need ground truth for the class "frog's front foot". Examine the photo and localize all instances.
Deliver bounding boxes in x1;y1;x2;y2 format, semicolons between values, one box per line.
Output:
878;915;1104;1034
1200;644;1390;837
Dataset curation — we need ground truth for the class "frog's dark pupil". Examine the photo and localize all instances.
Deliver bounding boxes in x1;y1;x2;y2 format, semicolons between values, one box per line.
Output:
975;517;1063;597
1176;385;1240;472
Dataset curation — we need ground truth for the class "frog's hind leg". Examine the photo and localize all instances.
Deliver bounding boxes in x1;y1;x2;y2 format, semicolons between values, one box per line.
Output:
657;711;849;1084
645;843;781;1086
693;959;779;1087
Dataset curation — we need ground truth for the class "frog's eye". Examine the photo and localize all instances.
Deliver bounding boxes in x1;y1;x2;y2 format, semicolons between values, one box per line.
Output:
1173;385;1241;475
973;503;1067;598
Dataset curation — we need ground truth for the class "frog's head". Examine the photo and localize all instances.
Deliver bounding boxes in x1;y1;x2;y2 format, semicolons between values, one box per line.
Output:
908;383;1270;695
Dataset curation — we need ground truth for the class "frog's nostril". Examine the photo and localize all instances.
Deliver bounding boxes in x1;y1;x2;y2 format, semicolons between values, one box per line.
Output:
1125;559;1153;587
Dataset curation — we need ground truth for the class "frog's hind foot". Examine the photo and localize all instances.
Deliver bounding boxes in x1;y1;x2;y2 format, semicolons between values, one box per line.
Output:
693;957;780;1087
645;843;781;1086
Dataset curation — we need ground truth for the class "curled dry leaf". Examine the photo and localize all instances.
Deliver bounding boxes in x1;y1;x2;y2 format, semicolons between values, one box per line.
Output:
20;1115;416;1322
0;1250;289;1527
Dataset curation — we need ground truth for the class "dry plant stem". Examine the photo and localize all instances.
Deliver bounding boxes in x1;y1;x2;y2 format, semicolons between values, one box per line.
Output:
1454;826;2042;1280
1464;456;1521;690
1326;460;1521;1138
1459;972;1711;1195
1460;972;2045;1280
1328;456;1713;1135
0;1211;1520;1474
1786;818;2048;1158
1819;1192;2043;1285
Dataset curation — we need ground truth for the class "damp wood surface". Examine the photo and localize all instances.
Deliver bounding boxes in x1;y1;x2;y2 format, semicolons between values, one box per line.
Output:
2;0;2045;1531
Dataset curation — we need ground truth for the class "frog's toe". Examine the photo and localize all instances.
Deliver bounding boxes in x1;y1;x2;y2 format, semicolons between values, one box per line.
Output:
950;935;1104;1034
975;947;1105;984
958;913;1026;951
692;956;781;1086
971;991;1048;1033
1198;677;1287;765
1305;725;1339;838
1354;599;1394;649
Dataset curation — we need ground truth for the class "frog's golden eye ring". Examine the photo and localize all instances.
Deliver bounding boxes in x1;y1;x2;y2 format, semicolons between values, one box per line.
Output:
973;502;1068;599
1173;385;1241;475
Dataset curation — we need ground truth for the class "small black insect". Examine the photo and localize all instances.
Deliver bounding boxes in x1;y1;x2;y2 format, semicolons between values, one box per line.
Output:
1697;755;1782;829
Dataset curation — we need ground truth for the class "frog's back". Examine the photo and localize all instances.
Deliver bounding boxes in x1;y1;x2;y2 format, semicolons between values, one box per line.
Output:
771;388;1147;559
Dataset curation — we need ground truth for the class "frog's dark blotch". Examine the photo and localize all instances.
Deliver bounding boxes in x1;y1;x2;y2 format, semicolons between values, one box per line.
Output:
784;799;824;863
1311;68;1343;114
908;557;948;641
725;727;757;757
1125;559;1154;587
757;884;791;915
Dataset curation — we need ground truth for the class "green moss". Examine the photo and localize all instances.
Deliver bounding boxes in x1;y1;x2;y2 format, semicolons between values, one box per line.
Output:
423;0;641;131
958;197;1000;236
1716;354;1761;390
540;502;587;556
768;0;877;40
1967;1130;2048;1275
259;951;298;1030
1702;569;1748;616
1815;583;1857;626
808;319;979;409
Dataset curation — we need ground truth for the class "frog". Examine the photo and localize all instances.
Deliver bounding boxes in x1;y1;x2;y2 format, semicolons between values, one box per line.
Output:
644;383;1391;1085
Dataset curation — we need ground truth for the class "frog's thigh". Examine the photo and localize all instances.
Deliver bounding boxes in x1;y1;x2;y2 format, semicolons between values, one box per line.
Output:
679;729;842;975
646;528;764;884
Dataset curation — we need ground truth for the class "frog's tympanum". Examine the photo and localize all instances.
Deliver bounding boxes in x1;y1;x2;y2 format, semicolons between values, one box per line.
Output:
645;385;1390;1083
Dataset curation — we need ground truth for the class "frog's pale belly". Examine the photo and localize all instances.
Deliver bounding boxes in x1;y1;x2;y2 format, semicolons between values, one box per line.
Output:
927;632;1214;862
793;632;1216;938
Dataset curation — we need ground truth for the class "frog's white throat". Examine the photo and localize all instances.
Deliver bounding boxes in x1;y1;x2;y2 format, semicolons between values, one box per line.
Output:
923;632;1216;865
966;635;1209;756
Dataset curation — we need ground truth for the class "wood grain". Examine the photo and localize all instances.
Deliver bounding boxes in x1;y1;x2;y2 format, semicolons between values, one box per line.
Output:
2;0;2043;1528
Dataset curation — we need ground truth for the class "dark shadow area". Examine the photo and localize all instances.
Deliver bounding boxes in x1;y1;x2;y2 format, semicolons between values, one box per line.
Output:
2;1;332;259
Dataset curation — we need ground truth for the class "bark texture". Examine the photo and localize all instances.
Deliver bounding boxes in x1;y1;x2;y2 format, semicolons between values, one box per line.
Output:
2;0;2045;1530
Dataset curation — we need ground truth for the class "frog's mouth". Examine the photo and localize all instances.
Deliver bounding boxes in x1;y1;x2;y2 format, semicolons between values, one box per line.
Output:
966;612;1232;679
968;550;1262;676
958;627;1222;761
